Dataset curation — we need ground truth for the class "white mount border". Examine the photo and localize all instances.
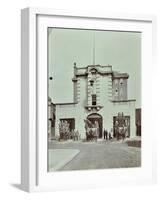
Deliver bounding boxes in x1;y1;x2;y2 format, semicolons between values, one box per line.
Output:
21;7;156;192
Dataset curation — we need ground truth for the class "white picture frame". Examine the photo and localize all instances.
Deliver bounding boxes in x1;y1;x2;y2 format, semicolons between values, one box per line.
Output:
21;7;157;192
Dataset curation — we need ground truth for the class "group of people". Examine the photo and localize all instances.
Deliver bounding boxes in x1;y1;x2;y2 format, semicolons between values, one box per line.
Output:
59;120;80;140
71;129;80;141
103;128;113;140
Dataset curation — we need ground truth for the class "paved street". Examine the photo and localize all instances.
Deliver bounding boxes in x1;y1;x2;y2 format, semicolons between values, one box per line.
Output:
48;140;141;171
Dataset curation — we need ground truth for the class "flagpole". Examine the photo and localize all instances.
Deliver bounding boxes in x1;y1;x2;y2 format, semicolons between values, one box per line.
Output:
93;31;95;66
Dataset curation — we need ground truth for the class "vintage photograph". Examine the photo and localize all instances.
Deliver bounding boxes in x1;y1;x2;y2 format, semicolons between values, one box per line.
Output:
47;28;141;172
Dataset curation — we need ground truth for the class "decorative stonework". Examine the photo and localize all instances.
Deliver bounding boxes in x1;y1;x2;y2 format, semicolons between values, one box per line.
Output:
53;63;136;140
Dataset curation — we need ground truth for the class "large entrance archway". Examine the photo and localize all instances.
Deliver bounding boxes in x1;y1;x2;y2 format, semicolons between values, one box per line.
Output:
87;113;103;138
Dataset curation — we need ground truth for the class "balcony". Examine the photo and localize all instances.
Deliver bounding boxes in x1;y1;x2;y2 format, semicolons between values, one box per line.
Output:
85;105;103;111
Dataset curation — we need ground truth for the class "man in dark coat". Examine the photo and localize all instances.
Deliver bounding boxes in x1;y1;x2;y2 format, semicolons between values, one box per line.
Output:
106;130;108;140
103;129;106;139
103;129;108;140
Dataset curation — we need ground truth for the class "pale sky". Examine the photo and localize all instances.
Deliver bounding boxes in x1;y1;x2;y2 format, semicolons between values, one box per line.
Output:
48;28;141;108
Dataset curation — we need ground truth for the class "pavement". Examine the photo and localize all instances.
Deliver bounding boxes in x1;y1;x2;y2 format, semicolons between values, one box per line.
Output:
48;139;141;171
48;149;80;171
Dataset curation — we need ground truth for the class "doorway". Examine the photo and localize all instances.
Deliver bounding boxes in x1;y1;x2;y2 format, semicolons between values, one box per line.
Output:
87;113;103;138
113;116;130;138
60;118;75;131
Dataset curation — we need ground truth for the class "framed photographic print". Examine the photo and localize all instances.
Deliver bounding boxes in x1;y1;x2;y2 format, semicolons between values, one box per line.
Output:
21;8;156;192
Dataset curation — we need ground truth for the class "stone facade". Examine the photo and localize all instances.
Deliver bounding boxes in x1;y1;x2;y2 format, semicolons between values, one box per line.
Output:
52;63;136;139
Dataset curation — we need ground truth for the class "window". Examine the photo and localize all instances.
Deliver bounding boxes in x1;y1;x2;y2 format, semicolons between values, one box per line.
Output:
92;94;97;105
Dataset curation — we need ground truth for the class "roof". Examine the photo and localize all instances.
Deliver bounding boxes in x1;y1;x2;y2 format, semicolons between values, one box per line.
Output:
111;99;136;103
113;71;129;79
72;64;129;79
73;64;112;77
55;102;77;105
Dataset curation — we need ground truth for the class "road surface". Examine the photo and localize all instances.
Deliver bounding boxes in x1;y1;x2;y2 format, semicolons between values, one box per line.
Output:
48;140;141;171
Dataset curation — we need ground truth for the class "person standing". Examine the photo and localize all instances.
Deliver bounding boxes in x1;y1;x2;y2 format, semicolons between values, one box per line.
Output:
109;129;113;140
103;129;106;140
104;129;108;140
106;130;108;140
94;121;99;138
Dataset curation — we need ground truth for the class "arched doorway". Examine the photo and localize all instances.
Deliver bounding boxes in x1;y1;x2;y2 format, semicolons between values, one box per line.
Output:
87;113;103;138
